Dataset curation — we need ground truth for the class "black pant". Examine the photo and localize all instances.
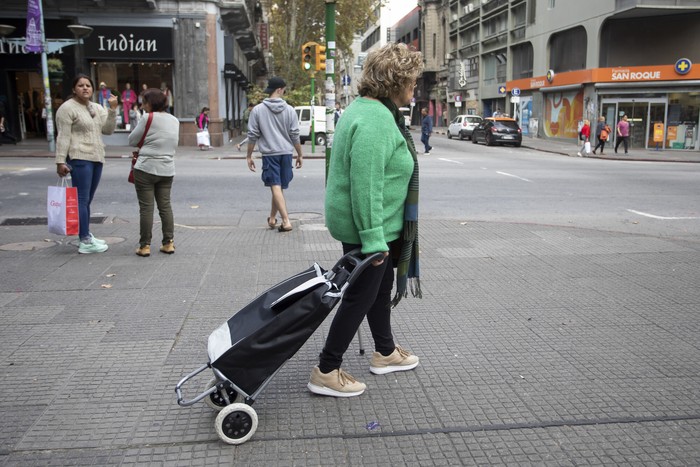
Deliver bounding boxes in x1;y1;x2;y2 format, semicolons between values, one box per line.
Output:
593;138;606;153
615;136;629;153
318;242;396;373
0;130;17;144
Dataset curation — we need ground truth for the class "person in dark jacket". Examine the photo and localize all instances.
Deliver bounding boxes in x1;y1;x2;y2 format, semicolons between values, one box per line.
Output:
420;107;433;155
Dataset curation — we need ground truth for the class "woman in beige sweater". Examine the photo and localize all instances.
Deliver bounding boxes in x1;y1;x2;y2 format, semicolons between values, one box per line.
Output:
55;74;118;254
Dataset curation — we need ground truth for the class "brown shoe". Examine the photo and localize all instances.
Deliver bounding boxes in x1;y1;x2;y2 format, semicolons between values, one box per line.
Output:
160;240;175;254
136;245;150;257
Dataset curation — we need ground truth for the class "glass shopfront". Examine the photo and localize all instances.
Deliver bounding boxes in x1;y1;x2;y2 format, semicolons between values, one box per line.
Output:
83;26;174;130
601;93;700;151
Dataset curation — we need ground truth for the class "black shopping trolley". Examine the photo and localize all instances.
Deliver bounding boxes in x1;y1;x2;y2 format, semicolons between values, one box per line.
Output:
175;249;382;445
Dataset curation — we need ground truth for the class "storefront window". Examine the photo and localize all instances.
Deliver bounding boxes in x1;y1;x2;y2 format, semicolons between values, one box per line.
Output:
93;62;173;130
666;92;699;150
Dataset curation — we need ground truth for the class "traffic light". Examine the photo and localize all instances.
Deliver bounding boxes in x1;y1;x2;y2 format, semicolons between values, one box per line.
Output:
315;45;326;72
301;42;314;71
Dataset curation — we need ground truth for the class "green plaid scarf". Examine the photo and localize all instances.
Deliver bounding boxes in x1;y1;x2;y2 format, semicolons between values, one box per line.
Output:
380;98;422;307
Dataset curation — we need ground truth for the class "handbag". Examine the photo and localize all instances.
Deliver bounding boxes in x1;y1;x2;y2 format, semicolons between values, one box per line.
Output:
128;112;154;184
47;177;79;236
584;141;592;154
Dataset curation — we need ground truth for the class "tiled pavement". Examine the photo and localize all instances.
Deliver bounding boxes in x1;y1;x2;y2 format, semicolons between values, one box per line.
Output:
1;213;699;465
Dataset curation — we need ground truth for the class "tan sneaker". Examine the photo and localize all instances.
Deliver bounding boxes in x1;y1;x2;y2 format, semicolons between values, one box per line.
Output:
369;346;419;375
307;366;366;397
135;245;150;257
160;240;175;254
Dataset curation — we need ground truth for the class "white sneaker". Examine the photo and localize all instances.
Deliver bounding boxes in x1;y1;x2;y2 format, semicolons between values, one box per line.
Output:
576;152;582;156
424;152;430;155
89;233;107;246
78;241;108;254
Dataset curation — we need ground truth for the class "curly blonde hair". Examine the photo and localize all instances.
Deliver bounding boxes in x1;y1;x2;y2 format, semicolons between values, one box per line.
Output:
358;43;424;99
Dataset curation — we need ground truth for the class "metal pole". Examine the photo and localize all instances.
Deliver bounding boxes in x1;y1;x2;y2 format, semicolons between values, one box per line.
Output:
310;75;316;153
39;0;55;152
324;0;336;183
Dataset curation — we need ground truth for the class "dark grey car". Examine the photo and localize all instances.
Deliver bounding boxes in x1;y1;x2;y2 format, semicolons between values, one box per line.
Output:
472;118;523;147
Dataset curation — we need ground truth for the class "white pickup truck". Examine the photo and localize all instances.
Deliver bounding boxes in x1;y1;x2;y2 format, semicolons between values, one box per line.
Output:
294;106;328;146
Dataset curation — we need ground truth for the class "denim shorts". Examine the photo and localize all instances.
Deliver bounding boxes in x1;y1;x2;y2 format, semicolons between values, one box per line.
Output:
261;154;293;189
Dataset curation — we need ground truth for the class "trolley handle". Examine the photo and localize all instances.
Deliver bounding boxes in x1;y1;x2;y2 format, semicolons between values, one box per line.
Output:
342;248;386;289
175;363;218;407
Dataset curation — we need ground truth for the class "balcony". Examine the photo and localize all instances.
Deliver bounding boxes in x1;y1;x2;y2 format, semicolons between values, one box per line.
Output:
482;0;509;17
220;0;261;60
614;0;700;16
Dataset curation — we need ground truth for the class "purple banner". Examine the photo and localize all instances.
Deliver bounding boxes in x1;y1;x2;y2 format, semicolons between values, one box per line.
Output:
25;0;43;52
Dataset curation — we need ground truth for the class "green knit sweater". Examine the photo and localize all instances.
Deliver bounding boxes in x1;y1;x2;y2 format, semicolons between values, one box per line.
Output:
325;98;414;254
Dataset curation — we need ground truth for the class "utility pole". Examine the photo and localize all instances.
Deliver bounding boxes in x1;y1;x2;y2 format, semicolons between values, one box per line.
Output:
324;0;336;182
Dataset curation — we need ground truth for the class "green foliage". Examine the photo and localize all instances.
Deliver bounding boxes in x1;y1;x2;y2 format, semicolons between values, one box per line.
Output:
47;58;64;73
246;82;314;108
260;0;376;90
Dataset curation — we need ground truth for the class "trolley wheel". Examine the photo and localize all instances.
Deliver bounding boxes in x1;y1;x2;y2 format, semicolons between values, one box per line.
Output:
215;403;258;445
204;378;240;411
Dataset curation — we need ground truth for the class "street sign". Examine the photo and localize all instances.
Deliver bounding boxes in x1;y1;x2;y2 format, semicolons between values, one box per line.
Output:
512;88;521;96
454;95;462;102
342;75;351;85
510;96;520;103
498;85;506;95
410;97;416;107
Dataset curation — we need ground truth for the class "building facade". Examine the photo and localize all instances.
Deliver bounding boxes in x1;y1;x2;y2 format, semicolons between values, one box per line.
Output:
0;0;266;147
440;0;700;150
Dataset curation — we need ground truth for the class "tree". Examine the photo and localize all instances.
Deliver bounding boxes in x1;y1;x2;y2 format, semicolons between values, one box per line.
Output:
262;0;378;91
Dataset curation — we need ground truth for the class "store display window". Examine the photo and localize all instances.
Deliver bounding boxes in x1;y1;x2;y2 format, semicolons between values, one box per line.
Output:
93;61;173;129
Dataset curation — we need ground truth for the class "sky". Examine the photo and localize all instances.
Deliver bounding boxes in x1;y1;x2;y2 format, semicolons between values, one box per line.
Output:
385;0;418;25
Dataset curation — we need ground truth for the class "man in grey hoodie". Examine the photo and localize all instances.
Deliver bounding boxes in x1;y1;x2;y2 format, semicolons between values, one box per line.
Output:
246;76;304;232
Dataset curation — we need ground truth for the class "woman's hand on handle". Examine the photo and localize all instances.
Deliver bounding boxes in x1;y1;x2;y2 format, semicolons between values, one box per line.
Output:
371;251;389;267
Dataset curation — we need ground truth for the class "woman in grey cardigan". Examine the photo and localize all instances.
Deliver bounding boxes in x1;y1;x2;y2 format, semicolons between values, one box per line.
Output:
128;89;180;257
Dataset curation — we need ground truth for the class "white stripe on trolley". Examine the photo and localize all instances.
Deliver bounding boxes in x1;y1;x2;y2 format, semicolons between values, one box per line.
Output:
627;209;699;220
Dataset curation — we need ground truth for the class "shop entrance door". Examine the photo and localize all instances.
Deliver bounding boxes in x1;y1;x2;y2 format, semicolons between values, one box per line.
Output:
601;98;667;150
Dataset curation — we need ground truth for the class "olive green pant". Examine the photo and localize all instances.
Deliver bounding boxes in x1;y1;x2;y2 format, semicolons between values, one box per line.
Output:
134;169;174;248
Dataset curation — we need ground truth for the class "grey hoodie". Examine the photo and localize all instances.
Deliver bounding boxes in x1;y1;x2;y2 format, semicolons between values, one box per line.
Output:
246;98;300;156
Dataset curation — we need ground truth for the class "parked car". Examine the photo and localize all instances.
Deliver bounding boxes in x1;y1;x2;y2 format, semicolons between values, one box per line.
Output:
447;115;483;140
471;117;522;147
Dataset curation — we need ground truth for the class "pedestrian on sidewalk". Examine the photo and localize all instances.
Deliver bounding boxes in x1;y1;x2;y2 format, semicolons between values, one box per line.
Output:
245;76;303;232
55;74;118;254
196;107;210;150
308;42;423;398
577;119;591;156
128;88;180;257
592;116;611;154
236;103;255;150
0;105;18;145
420;107;433;155
615;114;630;154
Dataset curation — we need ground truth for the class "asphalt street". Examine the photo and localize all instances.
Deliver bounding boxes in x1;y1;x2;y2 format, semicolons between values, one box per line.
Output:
0;135;699;465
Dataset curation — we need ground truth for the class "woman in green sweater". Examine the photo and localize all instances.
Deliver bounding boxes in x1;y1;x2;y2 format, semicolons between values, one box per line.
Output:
308;43;424;398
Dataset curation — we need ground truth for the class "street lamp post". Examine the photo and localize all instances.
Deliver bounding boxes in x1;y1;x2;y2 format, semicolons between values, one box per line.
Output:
0;21;92;152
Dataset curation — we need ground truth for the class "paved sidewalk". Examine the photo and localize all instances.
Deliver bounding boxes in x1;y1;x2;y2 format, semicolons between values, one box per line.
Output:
1;213;699;464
